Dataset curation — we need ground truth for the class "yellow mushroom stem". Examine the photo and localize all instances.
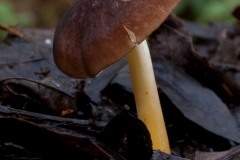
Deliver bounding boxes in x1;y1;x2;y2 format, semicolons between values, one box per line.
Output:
127;39;170;153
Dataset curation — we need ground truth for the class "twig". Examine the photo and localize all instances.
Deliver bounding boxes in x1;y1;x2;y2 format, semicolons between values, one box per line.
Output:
0;58;45;68
213;62;240;72
0;105;107;128
0;24;43;42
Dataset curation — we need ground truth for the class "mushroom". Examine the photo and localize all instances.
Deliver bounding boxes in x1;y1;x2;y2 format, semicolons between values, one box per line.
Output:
53;0;180;153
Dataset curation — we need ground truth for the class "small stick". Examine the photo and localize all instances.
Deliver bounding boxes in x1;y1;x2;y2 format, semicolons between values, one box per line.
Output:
0;23;42;41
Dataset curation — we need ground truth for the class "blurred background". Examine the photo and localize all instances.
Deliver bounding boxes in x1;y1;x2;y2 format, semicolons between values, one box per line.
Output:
0;0;239;39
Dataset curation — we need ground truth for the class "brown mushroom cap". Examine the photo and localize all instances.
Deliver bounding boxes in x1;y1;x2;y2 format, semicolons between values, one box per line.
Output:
53;0;180;78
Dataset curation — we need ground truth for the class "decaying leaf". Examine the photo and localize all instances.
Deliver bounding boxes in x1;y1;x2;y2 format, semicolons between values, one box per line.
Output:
152;150;188;160
150;14;240;105
0;105;154;159
100;111;152;160
0;78;77;117
0;117;123;159
1;13;240;159
149;14;240;143
195;145;240;160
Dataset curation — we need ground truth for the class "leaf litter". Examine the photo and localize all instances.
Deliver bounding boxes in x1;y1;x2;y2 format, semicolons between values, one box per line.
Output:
150;14;240;143
0;13;240;159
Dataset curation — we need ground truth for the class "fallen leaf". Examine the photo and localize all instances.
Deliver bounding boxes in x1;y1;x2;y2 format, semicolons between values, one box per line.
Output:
99;111;152;160
195;145;240;160
0;78;77;117
149;14;240;143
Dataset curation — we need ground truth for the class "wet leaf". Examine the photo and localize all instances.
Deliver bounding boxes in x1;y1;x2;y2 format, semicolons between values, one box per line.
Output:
99;111;153;160
84;58;128;103
150;14;240;105
0;78;77;117
154;56;240;142
2;14;240;159
0;28;127;100
0;105;155;159
0;30;126;121
184;21;240;41
0;38;63;80
0;105;107;129
195;145;240;160
0;117;124;160
152;150;188;160
149;14;240;143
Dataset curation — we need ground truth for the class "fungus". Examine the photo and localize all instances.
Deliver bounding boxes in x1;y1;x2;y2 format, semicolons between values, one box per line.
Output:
53;0;180;153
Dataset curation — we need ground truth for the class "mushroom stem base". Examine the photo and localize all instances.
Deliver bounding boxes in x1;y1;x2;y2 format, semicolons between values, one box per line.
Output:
127;39;170;153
